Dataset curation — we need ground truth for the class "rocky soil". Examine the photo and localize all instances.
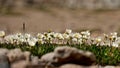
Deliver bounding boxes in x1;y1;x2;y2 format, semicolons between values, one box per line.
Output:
1;0;120;34
0;46;119;68
1;8;120;34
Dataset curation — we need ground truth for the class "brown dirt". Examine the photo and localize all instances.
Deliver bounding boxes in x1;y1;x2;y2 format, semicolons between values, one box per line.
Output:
0;8;120;34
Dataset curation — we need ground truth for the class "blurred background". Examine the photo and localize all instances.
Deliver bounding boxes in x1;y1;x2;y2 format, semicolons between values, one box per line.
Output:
0;0;120;34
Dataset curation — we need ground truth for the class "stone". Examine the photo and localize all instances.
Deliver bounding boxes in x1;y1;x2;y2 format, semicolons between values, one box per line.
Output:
59;64;98;68
0;54;10;68
54;46;96;66
104;66;115;68
0;48;9;55
40;46;96;67
23;51;31;62
116;66;120;68
26;64;45;68
31;56;39;65
41;52;56;63
7;49;26;63
103;66;120;68
11;60;28;68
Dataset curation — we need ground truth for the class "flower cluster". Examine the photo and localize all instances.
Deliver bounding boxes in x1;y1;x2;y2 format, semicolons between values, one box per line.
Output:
91;32;119;47
0;29;120;47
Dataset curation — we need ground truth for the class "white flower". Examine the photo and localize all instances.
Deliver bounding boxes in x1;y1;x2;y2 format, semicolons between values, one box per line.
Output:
46;35;53;41
27;37;38;46
78;39;82;44
19;38;25;43
16;33;22;37
32;38;38;42
112;42;119;47
57;33;64;40
109;32;118;40
110;32;117;36
72;38;77;42
44;33;54;40
25;33;31;38
0;31;5;37
73;33;82;39
38;39;44;44
81;31;90;36
53;33;58;38
82;35;88;39
63;34;70;39
96;37;102;42
104;34;109;38
28;41;36;46
37;33;44;39
49;32;55;37
65;29;72;34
